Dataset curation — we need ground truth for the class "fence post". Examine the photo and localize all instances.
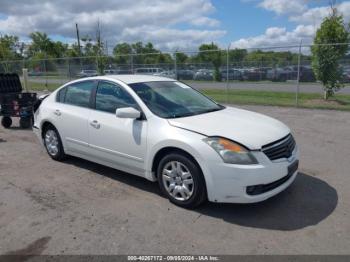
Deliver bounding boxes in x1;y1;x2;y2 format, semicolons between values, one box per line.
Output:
174;51;177;80
95;56;99;75
68;57;71;81
226;45;230;104
22;68;28;92
296;40;302;107
130;53;134;73
44;56;48;89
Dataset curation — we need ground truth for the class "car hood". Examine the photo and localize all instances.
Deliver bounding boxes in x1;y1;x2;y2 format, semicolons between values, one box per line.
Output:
167;107;290;150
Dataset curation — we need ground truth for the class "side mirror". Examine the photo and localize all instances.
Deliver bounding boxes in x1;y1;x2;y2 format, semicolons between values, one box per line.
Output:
116;107;141;119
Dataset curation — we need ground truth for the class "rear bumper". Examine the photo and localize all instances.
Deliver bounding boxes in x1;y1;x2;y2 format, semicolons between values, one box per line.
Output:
32;125;43;146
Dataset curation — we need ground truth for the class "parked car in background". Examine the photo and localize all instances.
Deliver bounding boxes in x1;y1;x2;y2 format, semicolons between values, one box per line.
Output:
342;70;350;83
28;71;44;77
134;68;164;75
193;69;214;81
298;66;316;82
106;69;134;75
77;70;98;78
33;75;299;208
116;69;134;74
266;66;316;82
176;69;195;80
266;68;288;82
154;70;176;79
103;69;119;75
220;68;243;81
242;68;266;81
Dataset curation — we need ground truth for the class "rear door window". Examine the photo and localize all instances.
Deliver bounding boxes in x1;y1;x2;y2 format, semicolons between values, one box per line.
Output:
56;87;67;102
95;81;138;113
64;81;95;108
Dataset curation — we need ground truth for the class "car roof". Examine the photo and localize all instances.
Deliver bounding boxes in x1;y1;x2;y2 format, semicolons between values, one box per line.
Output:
87;74;175;84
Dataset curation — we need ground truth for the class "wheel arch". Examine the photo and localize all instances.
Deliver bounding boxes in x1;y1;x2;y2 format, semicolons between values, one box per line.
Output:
151;146;203;181
40;121;57;138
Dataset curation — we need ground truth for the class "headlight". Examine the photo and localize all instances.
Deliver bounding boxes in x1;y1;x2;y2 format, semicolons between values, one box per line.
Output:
203;137;258;165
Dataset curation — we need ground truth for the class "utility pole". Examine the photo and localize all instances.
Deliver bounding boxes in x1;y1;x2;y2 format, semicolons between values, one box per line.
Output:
174;50;178;80
226;43;231;104
75;23;81;56
96;19;103;74
96;20;101;53
76;23;82;71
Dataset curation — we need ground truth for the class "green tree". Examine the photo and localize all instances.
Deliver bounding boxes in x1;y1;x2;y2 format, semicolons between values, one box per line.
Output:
175;52;188;64
198;43;222;81
157;53;173;65
113;43;132;64
80;35;107;73
113;42;167;66
135;42;160;65
28;32;54;57
311;8;350;99
229;48;247;63
65;43;81;57
0;35;20;59
0;35;21;72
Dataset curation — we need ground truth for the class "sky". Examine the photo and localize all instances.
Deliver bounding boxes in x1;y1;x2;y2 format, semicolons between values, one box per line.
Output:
0;0;349;51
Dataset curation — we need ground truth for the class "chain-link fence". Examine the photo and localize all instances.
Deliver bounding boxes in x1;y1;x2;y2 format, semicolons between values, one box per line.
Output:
1;43;349;108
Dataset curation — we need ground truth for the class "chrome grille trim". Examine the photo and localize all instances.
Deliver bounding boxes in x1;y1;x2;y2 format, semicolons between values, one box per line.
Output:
262;134;296;161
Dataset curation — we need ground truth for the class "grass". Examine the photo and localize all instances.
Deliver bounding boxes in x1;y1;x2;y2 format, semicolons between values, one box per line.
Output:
202;89;350;111
24;81;350;111
25;82;61;92
183;80;323;86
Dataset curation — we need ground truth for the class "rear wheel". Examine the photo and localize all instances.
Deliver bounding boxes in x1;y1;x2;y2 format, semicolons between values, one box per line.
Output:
157;152;207;208
19;117;32;129
43;126;66;161
1;117;12;128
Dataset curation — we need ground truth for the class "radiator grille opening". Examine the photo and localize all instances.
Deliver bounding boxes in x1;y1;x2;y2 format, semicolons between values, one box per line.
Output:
262;134;296;161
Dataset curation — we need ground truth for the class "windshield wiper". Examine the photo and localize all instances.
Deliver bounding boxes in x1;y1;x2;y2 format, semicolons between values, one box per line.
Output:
198;107;223;114
170;112;196;118
169;107;223;119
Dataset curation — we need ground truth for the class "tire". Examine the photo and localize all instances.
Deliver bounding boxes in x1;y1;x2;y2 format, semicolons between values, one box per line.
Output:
43;125;66;161
157;152;207;208
1;117;12;128
19;117;32;129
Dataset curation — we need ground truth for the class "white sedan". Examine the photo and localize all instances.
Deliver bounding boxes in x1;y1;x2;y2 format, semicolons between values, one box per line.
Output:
33;75;299;208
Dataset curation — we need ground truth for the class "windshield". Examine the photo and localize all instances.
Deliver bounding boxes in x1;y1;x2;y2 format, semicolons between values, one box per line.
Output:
129;81;223;118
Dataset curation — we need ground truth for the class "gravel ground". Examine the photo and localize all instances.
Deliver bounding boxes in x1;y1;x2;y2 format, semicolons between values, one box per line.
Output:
0;105;349;255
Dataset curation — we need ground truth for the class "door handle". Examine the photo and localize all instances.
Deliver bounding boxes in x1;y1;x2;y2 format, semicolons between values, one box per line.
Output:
54;109;61;116
90;120;101;129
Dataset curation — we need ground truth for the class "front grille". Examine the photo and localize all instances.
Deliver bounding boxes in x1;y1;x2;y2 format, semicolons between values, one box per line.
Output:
262;134;296;161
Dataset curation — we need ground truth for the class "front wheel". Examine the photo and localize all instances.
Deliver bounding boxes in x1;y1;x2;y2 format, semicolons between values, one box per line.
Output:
157;152;207;208
43;126;66;161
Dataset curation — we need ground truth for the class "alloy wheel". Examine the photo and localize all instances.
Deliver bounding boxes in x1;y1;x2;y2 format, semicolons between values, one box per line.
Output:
162;161;194;201
44;130;59;156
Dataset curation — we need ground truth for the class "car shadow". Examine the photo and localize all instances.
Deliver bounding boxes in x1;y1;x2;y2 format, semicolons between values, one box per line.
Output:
63;157;338;231
2;126;33;131
195;172;338;231
64;156;161;195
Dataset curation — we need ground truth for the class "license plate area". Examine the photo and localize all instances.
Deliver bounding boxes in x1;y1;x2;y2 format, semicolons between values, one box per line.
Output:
288;160;299;176
246;159;299;195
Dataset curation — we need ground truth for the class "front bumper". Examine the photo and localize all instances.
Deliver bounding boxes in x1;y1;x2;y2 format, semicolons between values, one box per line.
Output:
203;146;299;203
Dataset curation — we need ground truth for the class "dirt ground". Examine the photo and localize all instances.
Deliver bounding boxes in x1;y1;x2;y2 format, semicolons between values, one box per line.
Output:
0;105;349;255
